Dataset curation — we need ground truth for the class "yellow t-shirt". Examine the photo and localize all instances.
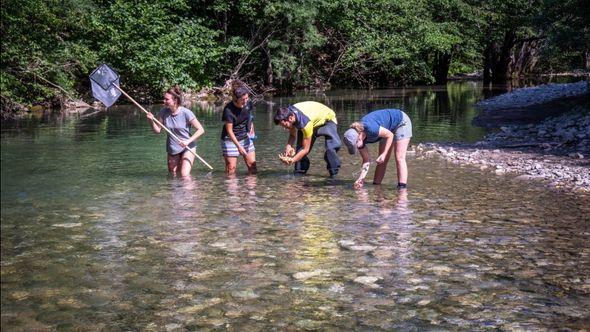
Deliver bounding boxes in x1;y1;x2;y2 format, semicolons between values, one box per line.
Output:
293;101;337;139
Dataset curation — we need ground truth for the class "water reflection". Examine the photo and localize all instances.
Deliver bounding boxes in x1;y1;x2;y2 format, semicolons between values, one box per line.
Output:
353;187;415;278
223;175;259;214
2;82;491;145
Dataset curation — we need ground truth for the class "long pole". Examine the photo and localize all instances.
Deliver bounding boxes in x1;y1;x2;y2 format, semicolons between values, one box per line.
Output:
113;85;213;170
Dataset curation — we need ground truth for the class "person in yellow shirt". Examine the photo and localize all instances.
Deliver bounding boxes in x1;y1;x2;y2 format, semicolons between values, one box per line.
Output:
274;101;341;177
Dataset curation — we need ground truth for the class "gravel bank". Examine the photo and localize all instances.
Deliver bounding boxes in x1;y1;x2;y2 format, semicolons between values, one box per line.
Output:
473;80;589;127
476;81;588;111
419;81;590;194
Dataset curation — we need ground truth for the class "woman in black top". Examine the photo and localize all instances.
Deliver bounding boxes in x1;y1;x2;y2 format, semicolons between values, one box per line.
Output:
221;86;257;175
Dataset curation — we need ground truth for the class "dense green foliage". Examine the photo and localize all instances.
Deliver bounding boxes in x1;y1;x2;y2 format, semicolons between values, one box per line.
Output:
1;0;588;110
93;1;222;95
1;0;98;104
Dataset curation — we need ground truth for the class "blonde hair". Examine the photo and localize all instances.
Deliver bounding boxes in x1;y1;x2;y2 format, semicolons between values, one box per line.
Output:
350;121;365;132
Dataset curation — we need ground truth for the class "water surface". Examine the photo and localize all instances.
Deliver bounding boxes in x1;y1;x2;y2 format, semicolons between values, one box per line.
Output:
2;82;589;330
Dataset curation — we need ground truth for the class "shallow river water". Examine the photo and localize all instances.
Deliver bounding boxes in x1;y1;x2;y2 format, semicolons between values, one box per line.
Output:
2;82;589;330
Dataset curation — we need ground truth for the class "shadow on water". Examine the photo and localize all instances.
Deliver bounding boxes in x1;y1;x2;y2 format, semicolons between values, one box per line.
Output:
1;81;590;330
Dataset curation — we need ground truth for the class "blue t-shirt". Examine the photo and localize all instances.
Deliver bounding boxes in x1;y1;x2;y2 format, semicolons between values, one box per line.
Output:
361;109;404;144
158;106;197;155
221;100;253;141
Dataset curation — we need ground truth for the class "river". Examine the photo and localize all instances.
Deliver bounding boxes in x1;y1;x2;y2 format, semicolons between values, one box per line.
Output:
2;82;589;330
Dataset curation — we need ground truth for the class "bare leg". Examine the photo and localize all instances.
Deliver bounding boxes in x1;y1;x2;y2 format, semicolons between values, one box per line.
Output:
394;138;410;184
243;151;257;175
180;149;195;177
224;156;238;175
167;153;182;175
373;139;394;184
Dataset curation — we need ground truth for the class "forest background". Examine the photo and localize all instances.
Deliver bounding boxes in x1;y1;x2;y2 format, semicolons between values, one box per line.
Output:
1;0;589;113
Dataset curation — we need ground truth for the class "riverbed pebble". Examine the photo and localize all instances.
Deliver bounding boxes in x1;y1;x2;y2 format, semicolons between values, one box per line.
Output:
293;270;326;280
354;276;383;288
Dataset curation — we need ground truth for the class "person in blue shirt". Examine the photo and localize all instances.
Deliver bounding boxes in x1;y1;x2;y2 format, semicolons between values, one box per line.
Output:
343;109;412;189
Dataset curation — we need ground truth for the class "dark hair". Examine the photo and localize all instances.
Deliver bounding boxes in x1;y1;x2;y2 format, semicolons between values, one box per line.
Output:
273;106;293;125
165;85;182;105
233;86;249;99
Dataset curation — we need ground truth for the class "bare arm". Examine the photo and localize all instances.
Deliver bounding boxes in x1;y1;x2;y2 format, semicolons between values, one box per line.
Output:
354;148;371;188
177;118;204;148
376;126;394;164
249;122;255;136
187;118;205;144
290;137;311;163
147;112;162;134
284;128;297;156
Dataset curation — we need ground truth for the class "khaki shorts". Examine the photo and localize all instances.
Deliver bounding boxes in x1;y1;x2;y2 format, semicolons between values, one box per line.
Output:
394;112;412;141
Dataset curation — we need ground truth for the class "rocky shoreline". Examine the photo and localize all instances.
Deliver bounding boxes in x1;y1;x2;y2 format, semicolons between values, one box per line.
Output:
418;81;590;194
473;80;589;127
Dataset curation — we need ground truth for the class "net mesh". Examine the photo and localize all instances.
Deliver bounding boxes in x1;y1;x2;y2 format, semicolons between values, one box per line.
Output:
89;64;121;107
89;63;119;90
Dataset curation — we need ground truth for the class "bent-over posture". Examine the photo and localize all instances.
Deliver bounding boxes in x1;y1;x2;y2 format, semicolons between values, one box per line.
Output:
343;108;412;189
274;101;341;177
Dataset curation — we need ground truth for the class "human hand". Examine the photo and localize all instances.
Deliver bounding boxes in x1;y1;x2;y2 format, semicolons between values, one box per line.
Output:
354;178;364;189
376;154;386;164
285;146;295;157
278;153;294;165
238;146;247;156
147;113;155;120
179;140;188;148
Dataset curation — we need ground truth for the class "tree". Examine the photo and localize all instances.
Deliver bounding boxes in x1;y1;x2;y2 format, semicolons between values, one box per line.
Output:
1;0;588;115
540;0;590;71
1;0;98;106
322;0;436;87
93;0;223;97
425;0;482;84
478;0;544;83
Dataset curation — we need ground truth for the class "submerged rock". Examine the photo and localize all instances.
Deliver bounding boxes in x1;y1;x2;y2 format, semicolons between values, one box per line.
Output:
354;276;383;288
293;269;326;280
231;290;259;300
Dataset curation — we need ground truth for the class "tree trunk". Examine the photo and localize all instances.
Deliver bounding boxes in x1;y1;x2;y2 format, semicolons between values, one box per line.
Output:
433;52;451;85
217;11;228;43
483;22;496;84
483;42;495;84
493;29;516;83
264;46;273;87
511;39;540;77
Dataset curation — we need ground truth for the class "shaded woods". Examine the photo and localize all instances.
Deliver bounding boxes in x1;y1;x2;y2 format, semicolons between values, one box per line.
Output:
1;0;589;115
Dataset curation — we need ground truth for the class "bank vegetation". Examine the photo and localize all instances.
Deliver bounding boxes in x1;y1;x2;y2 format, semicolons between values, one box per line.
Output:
1;0;589;118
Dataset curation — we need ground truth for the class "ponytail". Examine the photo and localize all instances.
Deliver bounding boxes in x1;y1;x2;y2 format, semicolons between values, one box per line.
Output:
350;121;365;132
